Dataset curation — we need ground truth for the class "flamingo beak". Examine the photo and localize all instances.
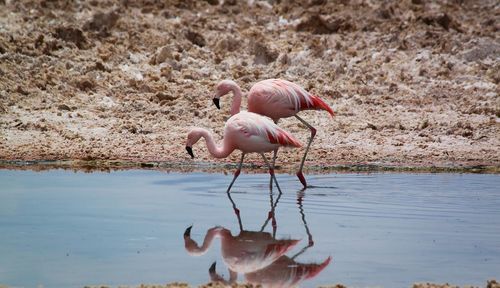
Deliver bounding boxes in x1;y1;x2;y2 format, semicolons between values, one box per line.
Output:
185;146;194;159
212;98;220;109
184;225;193;238
209;261;217;274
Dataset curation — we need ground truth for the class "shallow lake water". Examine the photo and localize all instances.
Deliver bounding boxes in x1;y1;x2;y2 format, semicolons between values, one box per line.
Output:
0;170;499;288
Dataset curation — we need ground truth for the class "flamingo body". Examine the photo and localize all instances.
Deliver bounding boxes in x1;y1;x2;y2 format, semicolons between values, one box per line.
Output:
186;111;301;189
186;111;300;158
225;111;302;154
247;79;334;121
184;226;299;274
245;255;332;288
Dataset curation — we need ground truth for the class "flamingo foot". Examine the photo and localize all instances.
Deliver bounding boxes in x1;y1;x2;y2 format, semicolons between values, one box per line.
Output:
296;171;307;188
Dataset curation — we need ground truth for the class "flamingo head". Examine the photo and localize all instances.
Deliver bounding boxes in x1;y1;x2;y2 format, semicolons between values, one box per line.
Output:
185;129;204;159
214;79;238;109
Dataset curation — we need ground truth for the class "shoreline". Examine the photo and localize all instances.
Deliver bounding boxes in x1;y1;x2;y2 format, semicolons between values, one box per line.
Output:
70;279;500;288
1;159;498;174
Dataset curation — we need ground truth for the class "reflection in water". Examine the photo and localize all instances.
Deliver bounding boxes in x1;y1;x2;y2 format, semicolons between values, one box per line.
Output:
183;185;331;287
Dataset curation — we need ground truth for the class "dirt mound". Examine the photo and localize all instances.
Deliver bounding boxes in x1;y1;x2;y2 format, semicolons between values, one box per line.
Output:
0;0;499;168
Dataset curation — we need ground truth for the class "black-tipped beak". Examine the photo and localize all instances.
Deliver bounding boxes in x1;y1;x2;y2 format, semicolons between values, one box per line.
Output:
212;98;220;109
186;146;194;159
209;261;217;273
184;225;193;238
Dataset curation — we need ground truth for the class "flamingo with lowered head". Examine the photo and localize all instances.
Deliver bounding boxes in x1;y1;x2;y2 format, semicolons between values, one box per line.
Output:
184;225;300;276
213;79;335;188
185;111;301;191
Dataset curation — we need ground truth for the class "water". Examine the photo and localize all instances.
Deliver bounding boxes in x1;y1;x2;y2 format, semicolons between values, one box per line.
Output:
0;170;499;288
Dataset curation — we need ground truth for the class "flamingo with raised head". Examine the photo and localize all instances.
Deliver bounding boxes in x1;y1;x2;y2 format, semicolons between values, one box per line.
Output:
213;79;335;188
185;111;302;191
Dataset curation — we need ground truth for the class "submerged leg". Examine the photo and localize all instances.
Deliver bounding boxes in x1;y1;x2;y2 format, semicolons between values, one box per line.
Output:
291;190;314;260
260;182;283;234
226;153;245;231
295;115;317;188
226;153;245;193
260;153;282;194
226;189;243;232
269;148;279;189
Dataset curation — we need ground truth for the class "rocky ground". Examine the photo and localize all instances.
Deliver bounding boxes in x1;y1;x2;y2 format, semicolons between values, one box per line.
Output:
79;279;500;288
0;0;499;171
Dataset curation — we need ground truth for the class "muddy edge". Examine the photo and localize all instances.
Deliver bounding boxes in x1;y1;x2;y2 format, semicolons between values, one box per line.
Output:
79;279;500;288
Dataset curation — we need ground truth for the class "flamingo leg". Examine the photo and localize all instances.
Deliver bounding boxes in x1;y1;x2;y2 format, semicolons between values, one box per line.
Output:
226;153;245;193
226;189;244;232
269;119;280;188
260;153;282;193
291;190;314;260
226;153;245;231
295;115;317;188
260;181;283;233
269;148;279;189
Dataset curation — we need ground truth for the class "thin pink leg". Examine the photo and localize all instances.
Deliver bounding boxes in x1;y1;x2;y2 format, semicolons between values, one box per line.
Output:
295;115;317;188
260;153;282;193
270;119;280;189
269;148;278;189
227;153;245;193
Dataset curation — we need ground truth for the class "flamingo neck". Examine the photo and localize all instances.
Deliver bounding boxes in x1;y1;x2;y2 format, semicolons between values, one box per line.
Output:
200;129;234;159
186;227;228;256
230;84;243;116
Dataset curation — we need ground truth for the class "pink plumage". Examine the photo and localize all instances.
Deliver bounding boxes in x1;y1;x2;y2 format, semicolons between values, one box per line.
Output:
226;111;301;153
186;111;300;158
266;129;302;147
307;95;335;117
247;79;334;121
213;78;335;188
185;111;301;188
184;225;300;274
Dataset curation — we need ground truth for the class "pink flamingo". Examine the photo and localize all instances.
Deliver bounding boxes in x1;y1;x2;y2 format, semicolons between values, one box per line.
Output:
210;255;332;288
184;226;300;276
213;79;335;188
185;111;302;191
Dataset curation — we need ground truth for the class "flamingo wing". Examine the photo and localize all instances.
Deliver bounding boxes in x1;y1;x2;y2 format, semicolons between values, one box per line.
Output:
229;112;302;148
256;79;335;117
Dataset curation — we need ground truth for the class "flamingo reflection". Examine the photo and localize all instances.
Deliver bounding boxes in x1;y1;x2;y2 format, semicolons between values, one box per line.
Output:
184;188;331;287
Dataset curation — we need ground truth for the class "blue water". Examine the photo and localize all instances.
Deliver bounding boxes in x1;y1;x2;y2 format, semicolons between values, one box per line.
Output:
0;170;499;288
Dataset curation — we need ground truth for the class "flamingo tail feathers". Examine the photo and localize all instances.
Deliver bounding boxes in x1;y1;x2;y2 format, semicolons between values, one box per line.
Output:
264;239;300;258
304;256;332;279
309;95;335;117
267;130;302;148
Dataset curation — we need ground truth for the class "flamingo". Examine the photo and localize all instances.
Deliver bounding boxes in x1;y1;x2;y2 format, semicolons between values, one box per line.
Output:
213;79;335;188
185;111;302;191
185;190;332;287
210;256;332;288
184;226;299;275
198;190;331;287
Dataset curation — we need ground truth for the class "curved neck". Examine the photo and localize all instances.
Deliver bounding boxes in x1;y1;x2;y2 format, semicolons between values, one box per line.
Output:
230;84;243;116
200;129;234;158
185;227;230;256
